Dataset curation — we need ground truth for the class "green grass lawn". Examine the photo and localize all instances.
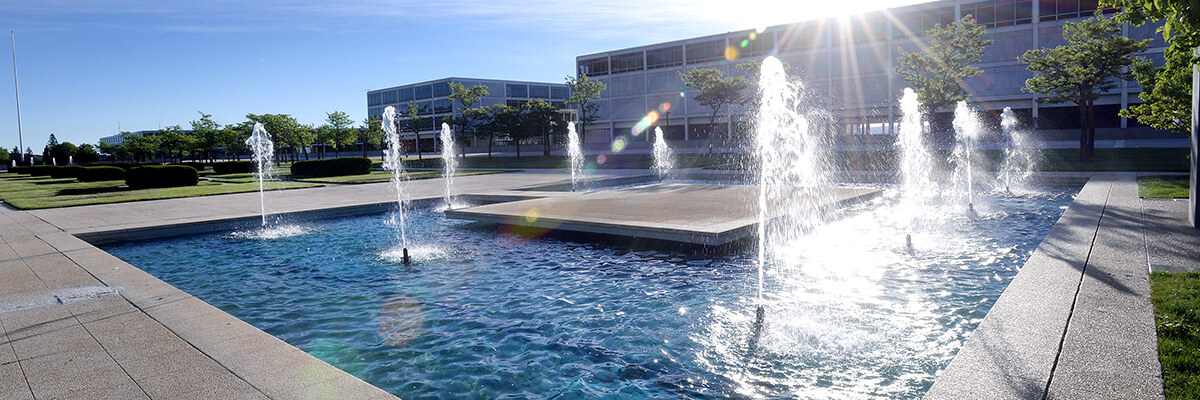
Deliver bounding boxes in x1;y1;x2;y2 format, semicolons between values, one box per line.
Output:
1139;175;1191;199
1152;271;1200;399
294;170;511;184
0;174;322;209
205;173;258;183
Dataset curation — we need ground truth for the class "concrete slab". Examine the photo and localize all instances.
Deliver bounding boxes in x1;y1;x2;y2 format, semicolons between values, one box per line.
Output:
446;183;881;245
1143;199;1200;272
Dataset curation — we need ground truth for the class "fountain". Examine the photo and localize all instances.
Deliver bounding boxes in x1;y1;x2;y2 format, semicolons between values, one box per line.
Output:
440;123;458;209
68;155;72;165
952;101;981;211
1000;107;1036;194
566;122;585;192
246;122;274;228
382;106;410;265
896;88;936;244
651;127;674;181
752;56;833;320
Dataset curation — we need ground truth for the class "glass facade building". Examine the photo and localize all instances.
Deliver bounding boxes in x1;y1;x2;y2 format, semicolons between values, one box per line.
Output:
574;0;1170;145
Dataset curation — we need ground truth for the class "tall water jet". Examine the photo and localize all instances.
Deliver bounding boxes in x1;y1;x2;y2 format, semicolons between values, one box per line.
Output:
952;101;981;211
754;56;831;313
1000;107;1036;194
651;127;674;181
382;106;410;265
566;122;584;192
246;122;274;228
440;123;458;209
896;88;936;237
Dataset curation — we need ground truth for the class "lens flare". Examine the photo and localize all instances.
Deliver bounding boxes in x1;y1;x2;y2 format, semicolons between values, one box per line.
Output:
632;110;660;136
749;33;757;40
596;154;608;165
659;102;671;112
525;208;540;223
740;39;750;48
724;46;738;61
611;137;627;153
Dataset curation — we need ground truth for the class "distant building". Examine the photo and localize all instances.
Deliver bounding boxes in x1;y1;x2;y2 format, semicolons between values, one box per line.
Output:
574;0;1171;146
98;129;192;146
367;77;572;150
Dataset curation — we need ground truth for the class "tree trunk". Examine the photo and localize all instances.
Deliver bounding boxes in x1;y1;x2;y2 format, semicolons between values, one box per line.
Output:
1087;101;1097;160
1084;102;1094;160
487;133;493;158
416;132;422;160
516;134;521;158
543;128;550;156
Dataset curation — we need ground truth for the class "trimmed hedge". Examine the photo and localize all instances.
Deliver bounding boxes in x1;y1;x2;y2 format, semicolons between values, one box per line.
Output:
125;165;199;188
49;166;86;179
291;157;372;177
213;161;252;175
78;166;126;182
30;165;57;176
9;166;31;174
92;162;158;171
171;162;207;171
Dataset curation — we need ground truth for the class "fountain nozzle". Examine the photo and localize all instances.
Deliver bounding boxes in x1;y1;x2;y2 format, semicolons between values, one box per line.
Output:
905;233;912;248
968;202;974;212
402;247;411;265
1005;186;1011;195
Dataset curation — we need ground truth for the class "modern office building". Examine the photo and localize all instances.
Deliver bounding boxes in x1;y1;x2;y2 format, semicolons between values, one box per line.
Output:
366;77;572;149
574;0;1171;146
98;129;191;146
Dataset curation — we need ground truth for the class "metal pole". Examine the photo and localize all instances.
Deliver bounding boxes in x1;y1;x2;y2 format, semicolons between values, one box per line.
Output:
11;31;24;163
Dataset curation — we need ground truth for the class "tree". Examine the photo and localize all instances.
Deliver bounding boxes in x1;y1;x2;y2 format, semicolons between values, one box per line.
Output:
294;124;317;160
522;100;565;158
11;146;23;165
123;132;158;162
447;82;489;156
1020;13;1150;160
679;67;750;152
403;102;426;159
360;116;385;159
74;143;99;164
49;142;77;165
565;74;606;145
246;114;301;161
1104;0;1199;133
156;125;195;163
47;133;58;148
319;111;356;158
221;122;252;161
0;147;9;166
895;15;993;137
478;104;521;157
190;112;222;163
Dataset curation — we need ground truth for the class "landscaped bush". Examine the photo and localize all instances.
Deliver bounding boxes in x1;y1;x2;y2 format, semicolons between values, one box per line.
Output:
125;165;198;189
213;161;253;175
291;157;371;177
171;162;207;171
8;166;30;174
93;162;158;171
77;166;125;182
49;166;86;179
30;165;57;176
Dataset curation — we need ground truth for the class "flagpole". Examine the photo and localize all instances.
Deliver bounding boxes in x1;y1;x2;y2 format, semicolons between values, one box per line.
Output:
11;31;24;163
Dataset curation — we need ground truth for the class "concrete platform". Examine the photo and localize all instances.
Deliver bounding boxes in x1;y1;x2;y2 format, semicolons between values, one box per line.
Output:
444;183;881;246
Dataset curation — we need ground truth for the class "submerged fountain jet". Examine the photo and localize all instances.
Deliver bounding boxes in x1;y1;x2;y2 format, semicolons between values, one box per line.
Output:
382;106;410;265
440;123;458;209
1000;107;1036;194
952;101;981;212
567;122;584;192
651;127;674;181
247;123;274;228
896;88;933;247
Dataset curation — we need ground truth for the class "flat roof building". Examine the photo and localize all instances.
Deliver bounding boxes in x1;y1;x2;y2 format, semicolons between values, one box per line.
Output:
574;0;1171;146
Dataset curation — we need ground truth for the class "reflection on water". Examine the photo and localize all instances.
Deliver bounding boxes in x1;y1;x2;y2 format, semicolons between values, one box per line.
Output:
103;187;1075;399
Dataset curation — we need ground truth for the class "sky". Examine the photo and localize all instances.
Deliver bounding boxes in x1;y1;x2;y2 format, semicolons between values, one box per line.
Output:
0;0;924;149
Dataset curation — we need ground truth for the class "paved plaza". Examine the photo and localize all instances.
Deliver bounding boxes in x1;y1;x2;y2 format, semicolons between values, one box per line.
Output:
0;169;1193;399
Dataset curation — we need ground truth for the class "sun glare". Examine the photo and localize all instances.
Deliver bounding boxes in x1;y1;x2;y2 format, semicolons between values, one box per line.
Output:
702;0;929;29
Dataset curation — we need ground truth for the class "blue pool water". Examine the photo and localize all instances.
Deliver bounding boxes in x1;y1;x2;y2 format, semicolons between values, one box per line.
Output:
103;187;1076;399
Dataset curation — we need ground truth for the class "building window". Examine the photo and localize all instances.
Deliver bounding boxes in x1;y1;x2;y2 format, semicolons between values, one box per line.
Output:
368;92;383;106
417;101;432;115
415;85;433;100
433;98;452;114
836;12;887;44
506;84;528;98
610;51;645;73
646;45;684;69
893;6;956;38
961;0;1033;28
398;87;414;102
739;33;774;57
550;86;569;99
506;99;529;108
433;81;451;97
779;22;824;52
382;90;398;104
686;39;725;64
529;85;550;98
578;57;609;76
368;107;383;117
1038;0;1116;21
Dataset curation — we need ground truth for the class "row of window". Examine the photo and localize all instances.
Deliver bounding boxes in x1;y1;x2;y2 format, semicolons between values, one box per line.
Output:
371;83;568;107
504;84;570;99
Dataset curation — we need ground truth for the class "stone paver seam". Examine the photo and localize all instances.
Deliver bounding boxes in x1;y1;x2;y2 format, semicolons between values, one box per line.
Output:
1040;179;1113;400
55;248;276;400
0;317;36;399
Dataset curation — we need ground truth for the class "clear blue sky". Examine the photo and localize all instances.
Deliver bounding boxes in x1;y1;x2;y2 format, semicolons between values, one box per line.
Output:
0;0;919;149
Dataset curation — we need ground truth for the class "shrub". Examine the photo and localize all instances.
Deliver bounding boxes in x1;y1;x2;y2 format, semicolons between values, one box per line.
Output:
93;162;157;170
49;166;86;179
125;165;198;188
77;166;125;182
9;166;30;174
291;157;372;177
30;165;57;176
213;161;253;175
171;162;207;171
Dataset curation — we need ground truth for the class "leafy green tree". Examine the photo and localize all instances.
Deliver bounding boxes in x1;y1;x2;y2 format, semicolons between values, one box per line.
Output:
447;82;489;156
0;147;10;166
123;132;158;162
246;114;301;161
221;122;252;161
1104;0;1198;133
478;104;521;157
295;124;317;160
74;143;99;164
895;15;993;135
1020;13;1150;160
359;116;385;159
679;67;750;152
319;111;356;158
47;133;58;148
565;74;606;144
190;112;222;163
522;100;565;157
49;142;77;165
403;102;426;159
156;125;195;163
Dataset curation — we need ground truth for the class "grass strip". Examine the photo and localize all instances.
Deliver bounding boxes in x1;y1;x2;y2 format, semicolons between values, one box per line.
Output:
1138;175;1190;199
1152;271;1200;399
0;174;321;209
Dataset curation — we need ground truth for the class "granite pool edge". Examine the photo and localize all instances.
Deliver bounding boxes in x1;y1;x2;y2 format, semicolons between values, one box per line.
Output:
923;173;1165;399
